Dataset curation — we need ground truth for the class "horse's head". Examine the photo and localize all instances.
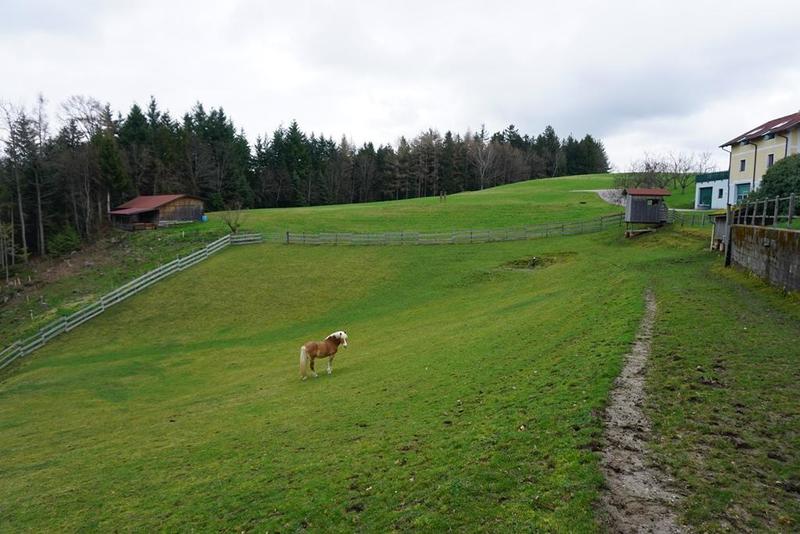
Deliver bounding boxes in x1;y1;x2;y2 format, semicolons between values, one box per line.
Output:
327;330;348;348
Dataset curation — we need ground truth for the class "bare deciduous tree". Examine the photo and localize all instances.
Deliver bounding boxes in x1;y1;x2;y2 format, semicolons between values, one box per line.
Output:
616;151;717;195
615;152;670;190
467;125;497;190
59;95;104;139
1;103;29;262
667;151;715;193
219;202;246;234
33;94;48;255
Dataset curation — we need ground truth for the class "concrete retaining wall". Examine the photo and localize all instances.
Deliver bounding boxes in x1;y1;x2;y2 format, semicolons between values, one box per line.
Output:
728;225;800;292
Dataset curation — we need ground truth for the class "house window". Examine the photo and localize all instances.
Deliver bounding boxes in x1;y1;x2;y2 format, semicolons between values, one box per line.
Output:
735;183;751;203
739;159;746;172
718;188;723;199
767;153;775;168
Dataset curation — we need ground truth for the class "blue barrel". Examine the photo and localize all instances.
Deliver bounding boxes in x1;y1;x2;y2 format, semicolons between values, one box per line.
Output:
201;215;208;222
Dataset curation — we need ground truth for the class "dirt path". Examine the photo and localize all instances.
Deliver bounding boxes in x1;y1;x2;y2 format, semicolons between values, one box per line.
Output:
599;289;685;533
571;189;624;206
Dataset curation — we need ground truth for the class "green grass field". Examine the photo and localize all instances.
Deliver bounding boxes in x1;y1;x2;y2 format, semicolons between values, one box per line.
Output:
2;174;619;347
1;173;696;347
209;174;624;234
1;174;797;532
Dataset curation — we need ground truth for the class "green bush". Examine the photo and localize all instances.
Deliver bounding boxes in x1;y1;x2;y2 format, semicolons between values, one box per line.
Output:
752;154;800;199
48;226;81;257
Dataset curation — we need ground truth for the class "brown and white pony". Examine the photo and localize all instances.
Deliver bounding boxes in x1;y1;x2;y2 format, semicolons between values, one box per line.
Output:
300;331;348;380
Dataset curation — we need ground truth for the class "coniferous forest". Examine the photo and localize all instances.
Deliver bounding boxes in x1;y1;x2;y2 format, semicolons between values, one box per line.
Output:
0;95;610;260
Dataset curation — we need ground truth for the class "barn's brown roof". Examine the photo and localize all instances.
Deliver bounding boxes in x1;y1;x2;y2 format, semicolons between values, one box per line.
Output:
112;194;200;212
623;188;671;197
722;111;800;147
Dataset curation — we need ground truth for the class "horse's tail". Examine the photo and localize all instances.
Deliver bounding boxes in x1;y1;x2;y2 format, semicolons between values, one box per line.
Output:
299;346;309;380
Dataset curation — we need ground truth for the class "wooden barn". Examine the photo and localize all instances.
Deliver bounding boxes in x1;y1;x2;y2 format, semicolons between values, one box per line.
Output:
622;188;671;224
110;195;204;230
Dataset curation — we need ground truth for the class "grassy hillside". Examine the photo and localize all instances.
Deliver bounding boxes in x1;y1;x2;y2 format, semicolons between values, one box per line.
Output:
667;180;696;209
1;233;642;531
2;172;797;531
1;174;619;348
0;226;227;346
210;174;622;234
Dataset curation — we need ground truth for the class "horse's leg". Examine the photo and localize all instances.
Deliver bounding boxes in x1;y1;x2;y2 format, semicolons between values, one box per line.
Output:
327;355;334;375
310;356;318;378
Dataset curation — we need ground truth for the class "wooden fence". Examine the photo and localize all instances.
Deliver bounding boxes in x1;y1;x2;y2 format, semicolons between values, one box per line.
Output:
668;210;717;227
730;193;797;227
0;234;261;372
284;213;624;245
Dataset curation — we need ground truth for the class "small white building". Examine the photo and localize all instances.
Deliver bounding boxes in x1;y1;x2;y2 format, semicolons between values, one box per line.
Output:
694;171;729;209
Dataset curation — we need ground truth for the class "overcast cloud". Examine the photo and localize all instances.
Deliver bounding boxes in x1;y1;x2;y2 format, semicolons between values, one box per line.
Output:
2;0;799;169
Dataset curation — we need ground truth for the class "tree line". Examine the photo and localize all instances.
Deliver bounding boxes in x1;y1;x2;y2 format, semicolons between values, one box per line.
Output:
0;95;609;266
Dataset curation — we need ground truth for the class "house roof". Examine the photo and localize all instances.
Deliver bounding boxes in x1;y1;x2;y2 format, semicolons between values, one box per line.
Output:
623;188;671;197
722;111;800;147
111;194;201;212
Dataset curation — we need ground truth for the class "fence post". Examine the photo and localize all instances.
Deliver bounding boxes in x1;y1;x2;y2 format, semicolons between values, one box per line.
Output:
773;196;780;227
761;199;767;226
789;193;796;225
724;204;733;266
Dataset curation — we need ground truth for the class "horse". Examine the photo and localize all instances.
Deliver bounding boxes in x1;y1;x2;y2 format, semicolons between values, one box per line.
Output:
300;331;348;380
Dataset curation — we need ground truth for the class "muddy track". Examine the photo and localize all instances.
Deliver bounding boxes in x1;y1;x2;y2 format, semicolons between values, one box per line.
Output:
600;289;685;533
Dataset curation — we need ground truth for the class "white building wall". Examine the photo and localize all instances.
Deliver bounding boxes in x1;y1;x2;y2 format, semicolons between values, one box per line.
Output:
695;179;729;209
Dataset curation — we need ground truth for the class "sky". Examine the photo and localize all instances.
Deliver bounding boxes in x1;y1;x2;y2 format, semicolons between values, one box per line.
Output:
2;0;799;170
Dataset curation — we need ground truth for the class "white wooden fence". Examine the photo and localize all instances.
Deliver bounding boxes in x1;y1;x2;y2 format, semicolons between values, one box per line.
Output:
0;234;265;372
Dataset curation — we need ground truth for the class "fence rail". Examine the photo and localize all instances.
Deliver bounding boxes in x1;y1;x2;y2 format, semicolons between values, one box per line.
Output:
668;210;717;227
0;234;236;373
731;193;797;227
284;213;624;246
231;233;265;245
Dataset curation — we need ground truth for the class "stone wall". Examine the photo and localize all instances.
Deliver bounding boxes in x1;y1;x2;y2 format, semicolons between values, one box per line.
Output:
728;225;800;292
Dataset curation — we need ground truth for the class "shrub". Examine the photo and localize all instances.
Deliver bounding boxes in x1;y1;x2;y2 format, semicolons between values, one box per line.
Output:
751;154;800;200
48;226;81;257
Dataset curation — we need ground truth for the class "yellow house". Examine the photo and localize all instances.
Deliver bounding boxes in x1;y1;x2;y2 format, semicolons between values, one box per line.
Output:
722;111;800;204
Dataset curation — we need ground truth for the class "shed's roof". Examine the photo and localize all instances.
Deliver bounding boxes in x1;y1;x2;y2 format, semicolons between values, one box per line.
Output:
112;194;201;212
623;188;671;197
722;111;800;147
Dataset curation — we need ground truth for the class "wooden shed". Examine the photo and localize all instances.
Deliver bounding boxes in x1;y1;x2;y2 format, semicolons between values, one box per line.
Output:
622;188;671;224
709;211;728;251
110;195;204;230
